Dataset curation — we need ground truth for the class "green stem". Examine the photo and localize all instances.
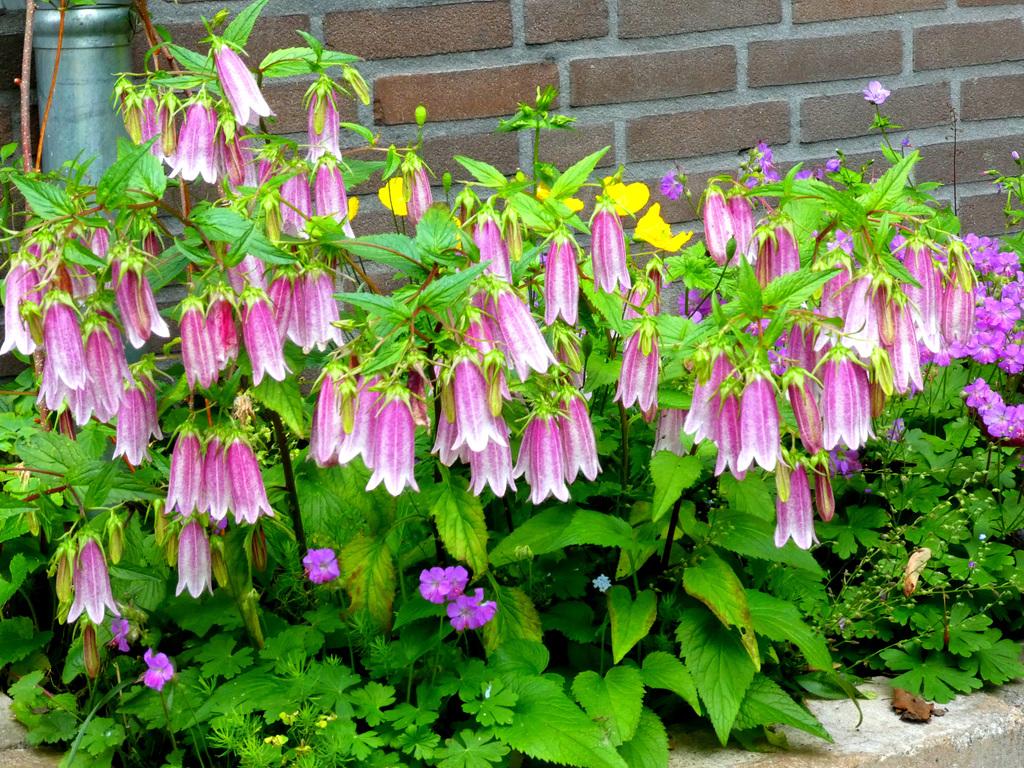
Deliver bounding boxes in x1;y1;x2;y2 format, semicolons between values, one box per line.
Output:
267;410;306;557
159;691;178;751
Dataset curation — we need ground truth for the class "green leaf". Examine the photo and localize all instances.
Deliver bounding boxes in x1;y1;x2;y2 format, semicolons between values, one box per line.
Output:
335;291;412;323
710;509;824;575
762;268;838;309
498;675;628;768
12;177;74;218
816;506;887;559
745;590;832;672
616;708;668;768
328;233;427;279
490;508;634;566
665;243;716;291
608;586;657;665
676;606;756;745
250;375;305;436
96;138;166;205
462;679;518;727
482;584;543;653
351;681;396;727
572;666;645;746
718;473;775;520
222;0;273;47
426;476;489;576
0;553;31;607
259;47;317;77
732;674;830;741
548;147;609;199
959;632;1024;685
453;156;508;188
917;603;992;656
860;150;919;212
418;262;489;312
641;651;701;714
415;205;462;260
683;554;759;670
736;256;763;319
340;533;396;632
0;617;51;667
190;207;294;265
164;44;212;74
650;452;702;522
881;645;983;704
436;729;511;768
194;634;254;679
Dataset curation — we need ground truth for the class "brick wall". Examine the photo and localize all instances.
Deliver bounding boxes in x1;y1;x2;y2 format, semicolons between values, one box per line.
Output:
2;0;1024;236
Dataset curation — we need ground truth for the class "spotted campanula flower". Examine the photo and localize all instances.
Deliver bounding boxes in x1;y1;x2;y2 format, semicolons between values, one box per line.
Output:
213;41;273;127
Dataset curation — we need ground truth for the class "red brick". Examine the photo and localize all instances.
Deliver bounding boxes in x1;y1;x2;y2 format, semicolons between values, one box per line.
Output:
914;20;1024;71
569;47;735;107
800;82;951;144
525;0;608;44
962;74;1024;121
956;189;1022;236
793;0;943;23
373;63;559;125
619;0;781;38
261;80;359;136
915;135;1024;186
535;122;616;171
420;131;521;178
324;2;512;61
748;32;902;87
627;102;790;163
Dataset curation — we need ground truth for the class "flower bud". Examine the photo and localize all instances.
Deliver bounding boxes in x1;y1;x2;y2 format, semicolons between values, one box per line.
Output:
415;104;427;127
106;517;124;566
84;624;100;679
153;501;169;546
240;589;265;648
251;523;267;573
165;529;179;568
26;509;39;537
443;172;452;196
870;378;887;419
775;461;792;504
55;550;72;604
210;538;230;589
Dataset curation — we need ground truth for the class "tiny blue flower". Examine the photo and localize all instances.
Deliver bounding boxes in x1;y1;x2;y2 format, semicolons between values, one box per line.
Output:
979;533;987;540
483;683;492;699
593;574;612;593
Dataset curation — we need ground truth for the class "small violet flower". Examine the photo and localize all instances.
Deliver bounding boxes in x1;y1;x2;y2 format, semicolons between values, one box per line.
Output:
661;173;684;201
109;618;130;653
143;649;174;692
419;565;469;604
303;548;340;584
862;81;890;105
447;588;498;632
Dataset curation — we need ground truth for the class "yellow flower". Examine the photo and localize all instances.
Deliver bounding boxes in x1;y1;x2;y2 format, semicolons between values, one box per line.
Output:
348;196;359;222
378;177;407;216
535;182;584;212
635;204;692;253
603;178;650;216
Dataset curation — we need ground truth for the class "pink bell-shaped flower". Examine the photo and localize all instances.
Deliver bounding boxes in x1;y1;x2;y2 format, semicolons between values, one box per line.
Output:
684;350;735;444
450;353;507;453
295;269;343;353
703;187;733;267
240;289;289;385
180;297;218;390
474;208;512;282
314;158;355;237
821;355;874;451
487;288;556;381
902;240;942;353
514;413;570;504
112;256;170;350
402;155;433;226
366;389;420;496
839;276;880;359
280;168;312;237
337;375;382;468
207;291;239;371
226;435;275;524
114;375;162;466
433;411;470;467
590;195;631;293
737;373;781;473
200;435;232;522
713;385;745;480
68;539;120;625
213;41;273;127
267;270;297;338
176;520;213;598
941;276;975;345
774;463;815;550
227;253;267;294
818;259;854;321
755;219;800;288
559;392;601;483
653;408;688;456
1;257;42;356
467;428;516;497
727;194;755;261
310;367;345;468
83;316;129;423
168;98;219;183
167;427;203;517
305;84;341;162
784;372;823;456
887;300;923;395
42;292;87;391
615;321;659;412
221;134;257;189
544;230;580;326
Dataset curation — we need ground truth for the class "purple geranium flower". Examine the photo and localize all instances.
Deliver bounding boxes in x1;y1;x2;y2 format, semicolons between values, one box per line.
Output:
419;565;469;604
862;81;890;105
109;618;130;653
661;173;684;200
447;588;498;631
825;158;841;173
303;548;340;584
143;649;174;692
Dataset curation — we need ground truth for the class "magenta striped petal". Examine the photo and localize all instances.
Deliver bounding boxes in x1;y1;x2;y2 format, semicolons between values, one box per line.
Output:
727;194;755;261
614;330;659;412
406;167;433;226
474;212;512;282
544;234;579;326
713;391;745;480
468;437;516;497
366;395;419;496
888;302;923;394
227;436;274;524
737;375;781;472
200;436;232;522
514;415;569;504
703;188;733;267
941;278;975;345
176;520;213;598
560;394;601;483
775;465;815;550
452;357;507;453
68;539;120;625
214;45;273;127
314;162;354;237
495;290;556;380
684;351;734;444
241;292;289;385
2;259;41;356
181;300;217;390
787;379;823;456
338;376;381;468
310;371;343;467
821;357;874;451
207;293;239;370
167;429;203;517
168;101;218;183
280;170;312;237
307;90;341;162
653;408;688;456
43;295;86;390
813;465;835;522
591;199;630;293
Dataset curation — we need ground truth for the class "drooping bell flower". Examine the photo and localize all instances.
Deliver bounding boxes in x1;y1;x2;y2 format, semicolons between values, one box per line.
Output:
227;253;267;294
552;326;585;388
267;270;297;338
366;388;420;496
703;187;733;267
180;297;218;390
615;320;659;412
774;464;815;550
713;384;745;481
468;438;517;498
818;259;854;321
487;287;557;381
138;96;163;160
1;257;42;356
168;97;219;183
786;323;819;382
941;275;975;345
337;375;382;468
727;194;756;261
68;539;120;625
314;158;355;237
402;153;432;226
176;520;213;598
902;239;942;353
280;167;312;237
590;195;631;293
37;351;73;418
653;408;688;456
200;434;232;522
684;349;734;444
887;300;923;395
207;291;239;370
226;435;275;524
240;288;289;385
514;413;570;504
812;460;835;522
623;279;660;321
784;371;823;456
737;372;781;473
111;254;170;349
167;427;203;517
213;40;273;127
474;207;512;282
294;269;343;353
83;315;129;423
755;219;800;288
433;411;470;467
114;375;162;466
221;132;257;189
450;352;507;453
821;354;874;451
42;292;87;390
544;230;580;326
305;79;341;162
310;365;357;468
559;392;601;483
840;276;880;359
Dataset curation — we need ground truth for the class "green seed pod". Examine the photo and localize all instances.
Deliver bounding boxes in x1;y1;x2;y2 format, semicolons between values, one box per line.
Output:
83;624;100;679
210;538;230;589
415;104;427;127
55;551;72;604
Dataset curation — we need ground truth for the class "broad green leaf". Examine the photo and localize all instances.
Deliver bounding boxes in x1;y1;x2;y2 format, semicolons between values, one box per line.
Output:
194;635;254;679
436;729;510;768
959;632;1024;685
665;243;716;291
711;509;824;575
745;590;832;672
683;554;759;670
732;674;830;741
572;666;645;746
0;617;51;667
415;205;462;259
489;639;549;678
164;44;212;74
490;508;634;566
881;645;983;704
581;262;631;336
676;606;756;745
426;476;489;576
12;177;75;219
650;452;702;522
641;651;701;714
341;533;396;632
482;584;543;653
419;262;489;312
190;207;294;264
816;505;887;559
561;509;635;549
608;586;657;665
96;138;166;205
251;375;305;436
454;156;508;188
859;150;919;212
616;708;668;768
499;675;628;768
718;473;774;520
327;232;427;278
548;147;609;199
736;256;763;319
259;47;317;77
762;268;838;309
222;0;273;47
0;554;35;608
542;601;597;644
109;564;166;613
335;291;412;323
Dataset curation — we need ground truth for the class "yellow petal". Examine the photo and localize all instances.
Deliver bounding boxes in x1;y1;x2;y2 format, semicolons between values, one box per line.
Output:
635;203;692;252
378;177;407;216
347;196;359;222
536;182;551;200
564;197;585;213
604;180;650;216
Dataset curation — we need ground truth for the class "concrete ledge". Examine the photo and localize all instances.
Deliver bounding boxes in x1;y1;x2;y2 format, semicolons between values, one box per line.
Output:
669;677;1024;768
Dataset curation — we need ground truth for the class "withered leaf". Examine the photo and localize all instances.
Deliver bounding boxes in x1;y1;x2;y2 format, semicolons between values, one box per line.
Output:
902;547;932;597
892;686;940;722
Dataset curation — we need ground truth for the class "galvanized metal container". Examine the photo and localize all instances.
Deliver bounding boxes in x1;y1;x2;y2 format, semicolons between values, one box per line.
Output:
32;0;134;180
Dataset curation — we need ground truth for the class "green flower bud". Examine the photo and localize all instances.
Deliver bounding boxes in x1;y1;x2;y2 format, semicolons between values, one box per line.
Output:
415;104;427;127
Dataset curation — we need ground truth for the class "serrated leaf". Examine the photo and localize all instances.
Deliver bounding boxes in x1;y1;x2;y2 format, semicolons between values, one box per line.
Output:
958;632;1024;685
641;651;701;714
96;138;166;205
881;645;983;704
0;617;51;667
12;177;74;218
572;666;645;746
195;634;254;679
164;44;212;74
683;554;759;670
541;601;596;643
340;533;396;632
676;606;756;745
426;476;488;576
325;232;427;278
762;268;838;309
335;291;412;323
745;590;831;672
251;375;305;436
737;256;763;319
616;708;668;768
548;147;609;199
482;584;543;654
0;553;32;607
436;729;510;768
608;586;657;665
222;0;273;47
190;207;294;264
419;262;489;312
415;205;462;259
259;47;316;77
710;509;824;575
650;452;702;522
859;150;918;212
816;506;887;559
732;674;830;741
453;156;508;188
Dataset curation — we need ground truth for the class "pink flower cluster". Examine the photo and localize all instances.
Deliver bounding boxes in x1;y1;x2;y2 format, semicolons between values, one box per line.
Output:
419;566;497;632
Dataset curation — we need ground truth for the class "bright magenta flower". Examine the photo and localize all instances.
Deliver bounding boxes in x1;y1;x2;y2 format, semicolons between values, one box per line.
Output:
727;194;755;261
756;219;799;287
366;390;420;496
314;159;354;238
226;435;275;524
207;292;239;371
114;376;162;466
176;520;213;598
703;187;733;267
42;292;86;391
713;387;745;481
785;373;823;456
402;155;432;226
474;208;512;282
279;168;312;237
68;539;120;625
888;301;923;394
590;195;631;293
821;356;874;451
337;375;382;468
310;368;345;468
487;288;556;381
180;297;217;390
213;42;273;127
306;87;341;162
615;322;659;412
451;354;507;453
737;374;781;473
142;649;174;692
902;241;942;353
544;230;580;326
467;435;516;497
559;392;601;483
775;464;815;550
168;98;219;183
303;548;340;584
941;277;975;345
83;316;129;424
1;257;41;356
112;256;170;350
514;414;569;504
167;428;203;517
684;350;735;444
448;587;497;631
240;289;289;385
200;435;232;522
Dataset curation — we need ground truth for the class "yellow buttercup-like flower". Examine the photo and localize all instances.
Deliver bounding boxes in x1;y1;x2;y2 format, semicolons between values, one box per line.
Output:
603;178;650;216
536;182;584;213
347;196;359;222
635;203;692;253
379;177;407;216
